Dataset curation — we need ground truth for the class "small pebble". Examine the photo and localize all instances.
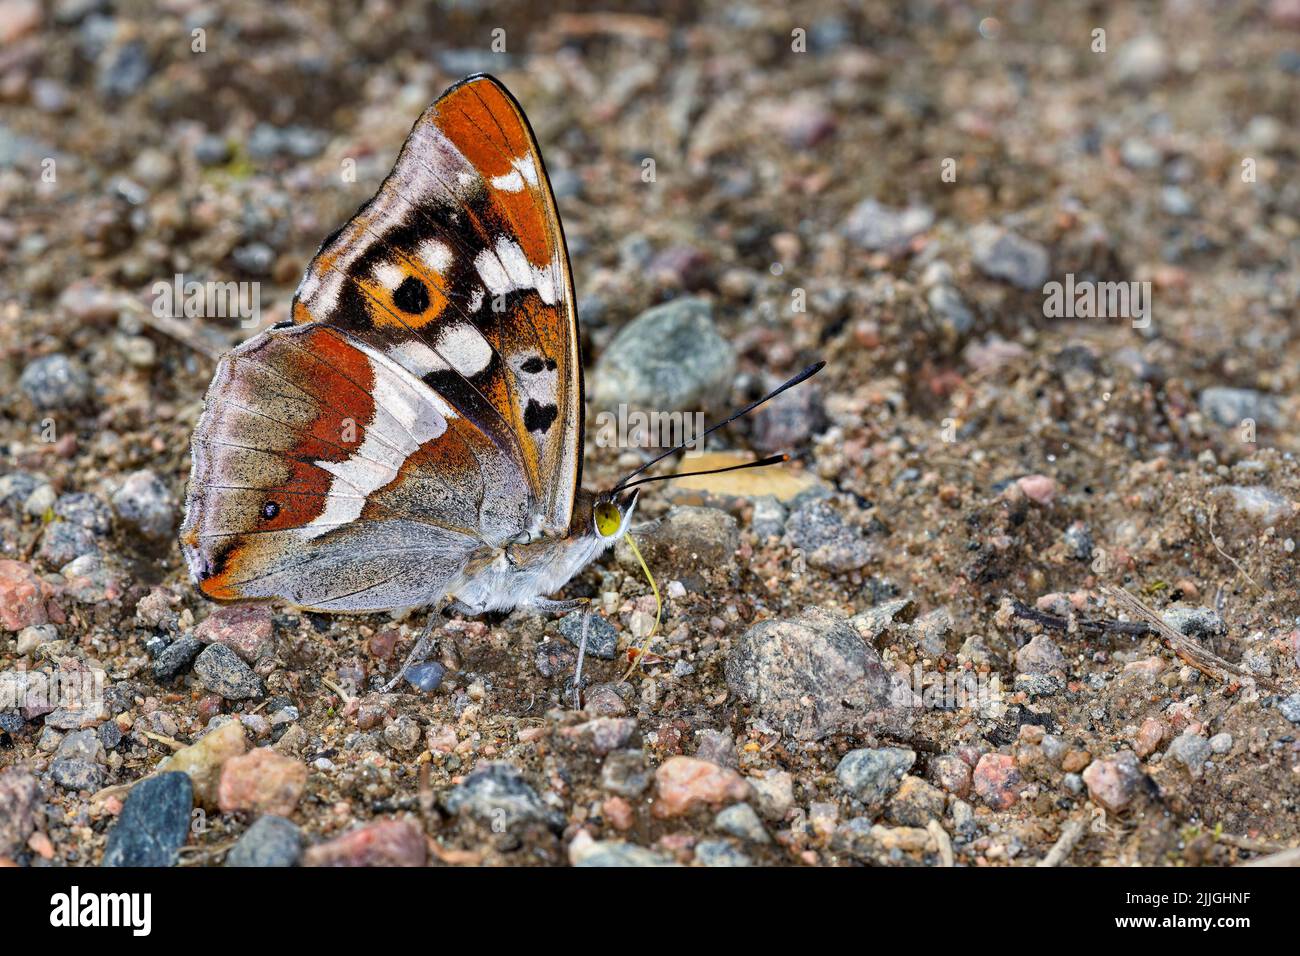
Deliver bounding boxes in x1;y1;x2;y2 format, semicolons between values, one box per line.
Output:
226;815;302;867
101;772;193;867
218;748;307;816
836;747;916;807
194;643;265;700
714;802;770;843
652;756;751;818
18;354;91;410
972;753;1022;810
405;661;446;692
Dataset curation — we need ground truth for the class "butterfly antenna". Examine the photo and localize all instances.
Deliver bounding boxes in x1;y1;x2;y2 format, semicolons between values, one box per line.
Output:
611;360;825;493
616;453;791;491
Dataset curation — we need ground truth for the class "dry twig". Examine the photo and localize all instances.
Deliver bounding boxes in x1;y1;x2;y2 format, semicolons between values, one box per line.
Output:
1038;818;1087;867
1103;585;1277;692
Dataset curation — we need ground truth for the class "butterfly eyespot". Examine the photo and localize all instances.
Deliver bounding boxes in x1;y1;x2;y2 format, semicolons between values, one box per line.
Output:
392;276;430;314
261;501;280;520
520;356;544;373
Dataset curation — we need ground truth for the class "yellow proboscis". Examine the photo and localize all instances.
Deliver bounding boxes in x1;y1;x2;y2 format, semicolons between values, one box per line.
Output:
619;530;661;682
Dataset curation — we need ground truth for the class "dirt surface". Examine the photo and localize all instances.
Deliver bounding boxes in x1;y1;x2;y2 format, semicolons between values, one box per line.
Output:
1;1;1298;867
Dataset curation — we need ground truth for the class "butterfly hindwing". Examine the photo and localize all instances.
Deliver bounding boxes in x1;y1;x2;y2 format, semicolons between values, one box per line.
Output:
180;325;527;610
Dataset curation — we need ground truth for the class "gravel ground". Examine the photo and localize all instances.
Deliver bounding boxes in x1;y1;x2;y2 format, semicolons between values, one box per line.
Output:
1;1;1298;868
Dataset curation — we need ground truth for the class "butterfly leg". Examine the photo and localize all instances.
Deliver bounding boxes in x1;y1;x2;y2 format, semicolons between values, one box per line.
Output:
528;597;588;615
445;598;483;616
381;606;444;693
571;603;591;710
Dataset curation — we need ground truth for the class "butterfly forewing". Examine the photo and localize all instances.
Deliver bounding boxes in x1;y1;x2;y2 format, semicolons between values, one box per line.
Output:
292;74;581;536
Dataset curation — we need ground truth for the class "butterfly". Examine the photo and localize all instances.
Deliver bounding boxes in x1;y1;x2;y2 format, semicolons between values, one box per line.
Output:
180;74;821;684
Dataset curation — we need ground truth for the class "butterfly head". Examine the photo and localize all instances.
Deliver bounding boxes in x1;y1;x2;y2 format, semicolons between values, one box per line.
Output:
591;488;639;541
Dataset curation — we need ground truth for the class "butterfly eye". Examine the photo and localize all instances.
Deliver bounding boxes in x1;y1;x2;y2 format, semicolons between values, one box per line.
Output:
594;501;621;537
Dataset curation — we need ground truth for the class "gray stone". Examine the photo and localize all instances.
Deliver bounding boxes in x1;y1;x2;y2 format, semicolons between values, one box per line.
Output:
101;772;193;867
1199;387;1282;429
1016;634;1067;675
24;484;55;518
1114;34;1169;86
600;749;652;797
442;761;560;832
913;607;954;656
16;624;58;655
748;769;795;820
726;606;893;740
784;500;872;572
1161;185;1195;216
194;135;231;166
111;469;176;539
886;775;948;827
1167;732;1212;777
750;495;787;540
0;472;43;513
562;717;637;755
226;815;302;867
615;506;740;585
193;643;264;700
841;199;934;253
50;758;103;792
152;635;202;681
1208;733;1233;755
405;661;445;693
248;123;326;161
59;553;118;603
927;282;974;334
590;298;736;413
1278;693;1300;724
836;747;916;807
1120;138;1161;169
0;769;40;857
97;39;151;99
850;598;913;643
714;802;770;843
18;354;91;410
832;817;935;866
693;840;752;867
557;610;617;660
751;378;821;454
970;224;1049;290
1160;606;1226;641
694;729;737;768
54;492;113;534
1063;522;1093;560
1210;485;1295;527
231;242;274;276
383;715;421;752
573;840;678;867
37;522;98;566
